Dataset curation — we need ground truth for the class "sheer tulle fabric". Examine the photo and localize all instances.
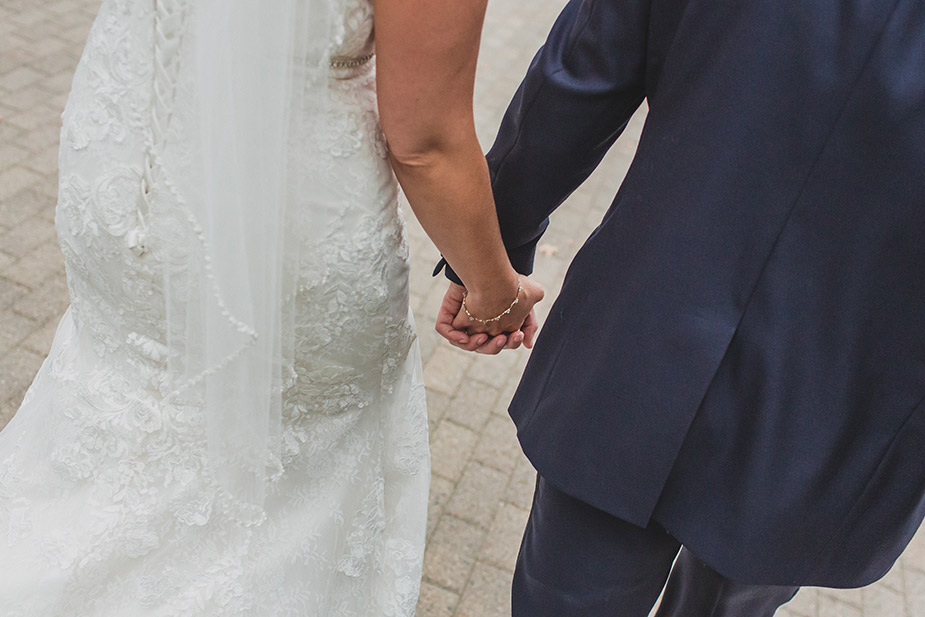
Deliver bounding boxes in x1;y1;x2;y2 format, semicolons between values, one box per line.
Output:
159;0;336;522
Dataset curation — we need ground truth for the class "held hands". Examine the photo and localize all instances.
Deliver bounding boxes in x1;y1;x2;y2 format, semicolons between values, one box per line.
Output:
435;276;544;355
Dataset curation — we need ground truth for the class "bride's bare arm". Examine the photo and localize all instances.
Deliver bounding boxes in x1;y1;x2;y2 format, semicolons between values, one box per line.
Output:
375;0;542;338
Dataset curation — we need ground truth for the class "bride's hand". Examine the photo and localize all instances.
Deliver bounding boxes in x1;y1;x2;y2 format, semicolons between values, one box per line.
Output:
435;276;544;354
456;274;544;336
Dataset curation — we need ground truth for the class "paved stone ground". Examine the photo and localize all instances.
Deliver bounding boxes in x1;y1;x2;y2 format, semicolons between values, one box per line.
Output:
1;1;923;616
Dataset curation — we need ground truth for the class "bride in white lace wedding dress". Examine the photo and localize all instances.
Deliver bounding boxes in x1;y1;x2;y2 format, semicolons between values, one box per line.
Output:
0;0;545;612
0;1;433;615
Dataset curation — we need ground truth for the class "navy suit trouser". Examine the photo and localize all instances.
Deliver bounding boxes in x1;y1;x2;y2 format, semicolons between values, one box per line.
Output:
513;476;799;617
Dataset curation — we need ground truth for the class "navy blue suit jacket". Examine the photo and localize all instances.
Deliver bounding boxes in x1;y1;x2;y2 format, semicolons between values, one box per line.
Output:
439;0;925;587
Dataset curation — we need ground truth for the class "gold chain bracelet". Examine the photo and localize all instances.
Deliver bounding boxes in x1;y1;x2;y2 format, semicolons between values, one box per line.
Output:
329;53;374;69
461;283;523;325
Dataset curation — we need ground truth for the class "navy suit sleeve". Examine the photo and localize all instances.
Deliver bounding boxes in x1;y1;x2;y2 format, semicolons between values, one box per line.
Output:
437;0;651;284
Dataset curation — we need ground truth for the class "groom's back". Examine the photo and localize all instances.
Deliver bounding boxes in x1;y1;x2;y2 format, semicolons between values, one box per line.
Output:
639;0;925;585
490;0;925;587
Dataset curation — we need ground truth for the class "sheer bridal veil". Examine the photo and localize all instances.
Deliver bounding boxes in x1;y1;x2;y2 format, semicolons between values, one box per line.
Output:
151;0;341;523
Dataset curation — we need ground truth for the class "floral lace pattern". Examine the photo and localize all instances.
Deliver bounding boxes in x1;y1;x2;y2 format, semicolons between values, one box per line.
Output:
0;0;429;615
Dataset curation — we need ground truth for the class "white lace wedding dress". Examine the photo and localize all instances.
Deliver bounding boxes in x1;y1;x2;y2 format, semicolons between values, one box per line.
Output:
0;1;429;615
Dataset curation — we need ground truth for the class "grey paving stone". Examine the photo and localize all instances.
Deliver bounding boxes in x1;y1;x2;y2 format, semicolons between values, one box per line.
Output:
19;19;68;50
46;0;85;15
416;277;454;325
492;377;520;419
478;501;529;571
0;276;30;309
0;345;43;401
906;568;925;617
0;394;24;430
0;214;57;258
472;415;522;475
20;34;68;66
21;313;60;356
0;249;15;271
424;388;451;434
23;144;60;177
423;515;485;592
463;351;518;390
33;177;60;209
818;595;863;617
17;121;62;151
445;462;509;530
822;585;865;609
504;456;538;510
876;561;907;595
423;345;473;396
47;91;71;117
415;581;459;617
904;525;925;573
445;381;498;432
0;65;43;91
2;241;65;289
0;308;34;354
0;121;25;151
429;420;479;482
0;165;42;203
57;22;95;46
11;270;68;323
0;47;33;76
0;143;29;169
413;319;442;368
4;103;60;133
784;589;819;617
456;562;512;617
862;583;905;617
7;6;46;28
426;475;456;541
35;67;78;96
0;186;53;228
